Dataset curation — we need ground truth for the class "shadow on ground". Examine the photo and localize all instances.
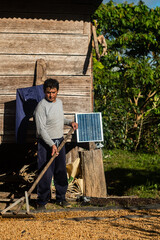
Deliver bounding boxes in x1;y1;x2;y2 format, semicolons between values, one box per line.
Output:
105;168;160;196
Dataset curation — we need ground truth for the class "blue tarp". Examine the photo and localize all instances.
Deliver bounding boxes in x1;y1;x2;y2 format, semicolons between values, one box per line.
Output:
16;85;44;143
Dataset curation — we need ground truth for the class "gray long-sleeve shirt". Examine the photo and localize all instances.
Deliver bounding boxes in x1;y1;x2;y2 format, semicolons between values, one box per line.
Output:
34;98;72;147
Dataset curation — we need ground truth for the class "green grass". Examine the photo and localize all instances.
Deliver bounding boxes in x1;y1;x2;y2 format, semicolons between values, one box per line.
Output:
103;148;160;198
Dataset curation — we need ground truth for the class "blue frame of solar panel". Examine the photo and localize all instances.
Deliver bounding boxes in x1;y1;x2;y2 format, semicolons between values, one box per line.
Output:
75;113;104;143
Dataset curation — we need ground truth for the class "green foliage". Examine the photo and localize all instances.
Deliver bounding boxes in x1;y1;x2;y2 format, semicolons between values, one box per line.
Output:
92;1;160;152
103;148;160;198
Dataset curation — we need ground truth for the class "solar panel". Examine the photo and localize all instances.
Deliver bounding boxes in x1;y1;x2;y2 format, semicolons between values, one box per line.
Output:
75;113;104;143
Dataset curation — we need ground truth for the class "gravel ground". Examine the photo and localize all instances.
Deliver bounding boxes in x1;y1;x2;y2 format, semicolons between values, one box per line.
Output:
0;207;160;239
0;196;160;239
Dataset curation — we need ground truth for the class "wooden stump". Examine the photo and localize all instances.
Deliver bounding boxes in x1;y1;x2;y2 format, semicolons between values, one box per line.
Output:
80;149;107;198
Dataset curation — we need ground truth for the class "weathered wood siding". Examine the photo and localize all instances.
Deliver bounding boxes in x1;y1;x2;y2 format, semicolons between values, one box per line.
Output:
0;6;94;143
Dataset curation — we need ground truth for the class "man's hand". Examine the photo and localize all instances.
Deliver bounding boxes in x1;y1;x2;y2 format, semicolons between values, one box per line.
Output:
71;122;78;131
51;144;59;156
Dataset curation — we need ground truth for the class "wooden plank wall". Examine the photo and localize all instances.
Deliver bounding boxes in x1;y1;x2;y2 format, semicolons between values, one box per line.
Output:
0;12;93;143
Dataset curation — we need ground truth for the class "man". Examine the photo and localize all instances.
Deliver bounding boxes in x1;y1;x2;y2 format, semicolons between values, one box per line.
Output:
34;78;78;209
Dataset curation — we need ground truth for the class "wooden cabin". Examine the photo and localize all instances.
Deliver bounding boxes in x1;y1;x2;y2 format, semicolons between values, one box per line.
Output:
0;0;102;144
0;0;107;198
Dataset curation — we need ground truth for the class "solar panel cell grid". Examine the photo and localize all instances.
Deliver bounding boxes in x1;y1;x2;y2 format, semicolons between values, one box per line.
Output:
76;113;103;143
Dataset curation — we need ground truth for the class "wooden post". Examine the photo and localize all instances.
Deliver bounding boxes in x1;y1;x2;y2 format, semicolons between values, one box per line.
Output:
35;58;47;85
92;24;100;61
80;149;107;198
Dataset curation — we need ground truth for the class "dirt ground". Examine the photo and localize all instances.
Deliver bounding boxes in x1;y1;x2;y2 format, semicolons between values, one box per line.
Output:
0;196;160;239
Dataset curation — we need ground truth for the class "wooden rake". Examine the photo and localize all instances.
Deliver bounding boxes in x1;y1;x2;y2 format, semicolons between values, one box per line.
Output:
1;127;74;218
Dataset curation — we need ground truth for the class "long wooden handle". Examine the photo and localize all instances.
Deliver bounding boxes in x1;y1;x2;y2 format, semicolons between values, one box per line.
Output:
1;128;74;215
27;127;74;196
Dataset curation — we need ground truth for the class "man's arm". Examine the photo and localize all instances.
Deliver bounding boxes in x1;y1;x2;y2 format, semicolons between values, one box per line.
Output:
64;118;78;130
71;122;78;130
51;144;59;156
51;122;77;156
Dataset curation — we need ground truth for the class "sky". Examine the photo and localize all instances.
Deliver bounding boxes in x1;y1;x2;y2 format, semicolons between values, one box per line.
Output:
102;0;160;9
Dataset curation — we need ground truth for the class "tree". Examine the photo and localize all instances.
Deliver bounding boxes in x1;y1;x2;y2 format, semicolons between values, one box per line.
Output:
92;1;160;152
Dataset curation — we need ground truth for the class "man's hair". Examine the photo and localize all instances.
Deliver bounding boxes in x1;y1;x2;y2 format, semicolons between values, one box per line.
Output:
43;78;59;92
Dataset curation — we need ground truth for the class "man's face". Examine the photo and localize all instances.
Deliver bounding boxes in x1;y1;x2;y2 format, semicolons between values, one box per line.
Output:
45;87;58;102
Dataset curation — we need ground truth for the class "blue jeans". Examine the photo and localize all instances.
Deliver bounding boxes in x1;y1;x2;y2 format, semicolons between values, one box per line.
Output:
37;137;68;205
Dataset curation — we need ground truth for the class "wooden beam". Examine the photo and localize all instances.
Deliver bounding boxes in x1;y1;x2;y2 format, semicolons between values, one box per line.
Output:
0;55;91;76
0;33;88;55
0;76;91;94
0;17;84;34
